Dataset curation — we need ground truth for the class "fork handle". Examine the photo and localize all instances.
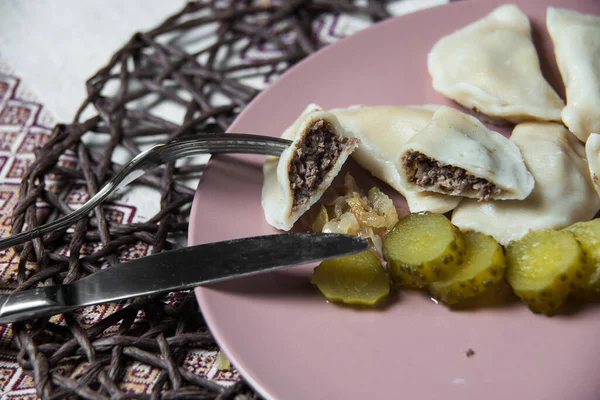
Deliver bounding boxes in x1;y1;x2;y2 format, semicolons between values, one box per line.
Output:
0;133;291;251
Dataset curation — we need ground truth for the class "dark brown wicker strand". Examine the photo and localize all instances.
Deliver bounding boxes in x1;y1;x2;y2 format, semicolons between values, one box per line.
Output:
5;1;392;398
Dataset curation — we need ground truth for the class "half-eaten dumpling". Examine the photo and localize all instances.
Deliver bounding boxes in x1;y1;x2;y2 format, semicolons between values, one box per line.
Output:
331;105;462;214
547;7;600;142
428;4;564;124
452;122;600;246
262;105;359;231
397;106;534;201
585;133;600;199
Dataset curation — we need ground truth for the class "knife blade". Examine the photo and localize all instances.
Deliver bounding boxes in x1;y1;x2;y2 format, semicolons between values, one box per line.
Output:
0;232;367;324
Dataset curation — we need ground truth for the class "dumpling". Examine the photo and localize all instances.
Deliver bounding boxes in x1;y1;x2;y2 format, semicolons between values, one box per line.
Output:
452;122;600;246
397;106;534;201
262;105;359;231
585;133;600;198
428;4;564;124
547;7;600;142
331;105;462;214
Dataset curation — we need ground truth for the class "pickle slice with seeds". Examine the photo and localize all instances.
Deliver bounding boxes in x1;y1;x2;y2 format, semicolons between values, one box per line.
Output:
564;219;600;300
310;250;390;306
429;231;506;305
383;213;465;288
506;230;586;314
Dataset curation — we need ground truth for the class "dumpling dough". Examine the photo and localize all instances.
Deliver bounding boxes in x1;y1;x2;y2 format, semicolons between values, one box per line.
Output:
262;105;358;231
397;106;534;201
428;4;564;124
452;122;600;246
585;133;600;198
547;7;600;142
331;105;462;214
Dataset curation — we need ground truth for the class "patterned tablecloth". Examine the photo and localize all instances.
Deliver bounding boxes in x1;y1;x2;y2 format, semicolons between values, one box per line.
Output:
0;1;450;398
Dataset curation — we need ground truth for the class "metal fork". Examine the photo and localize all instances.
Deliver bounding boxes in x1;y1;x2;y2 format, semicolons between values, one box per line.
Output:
0;133;292;251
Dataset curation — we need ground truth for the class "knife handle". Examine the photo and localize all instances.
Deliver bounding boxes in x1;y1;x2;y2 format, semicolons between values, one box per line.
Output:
0;286;71;324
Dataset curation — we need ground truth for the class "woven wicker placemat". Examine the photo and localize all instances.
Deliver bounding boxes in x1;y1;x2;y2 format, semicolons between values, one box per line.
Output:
3;1;396;399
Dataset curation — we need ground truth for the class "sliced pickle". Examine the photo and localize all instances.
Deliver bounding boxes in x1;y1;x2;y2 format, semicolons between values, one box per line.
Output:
506;230;586;314
310;250;390;306
564;219;600;300
429;231;506;305
383;213;465;288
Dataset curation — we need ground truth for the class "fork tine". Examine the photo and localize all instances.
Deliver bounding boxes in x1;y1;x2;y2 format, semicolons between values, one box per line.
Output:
159;138;289;161
0;134;291;251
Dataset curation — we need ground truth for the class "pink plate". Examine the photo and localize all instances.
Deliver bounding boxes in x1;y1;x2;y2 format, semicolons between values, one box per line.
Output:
189;1;600;399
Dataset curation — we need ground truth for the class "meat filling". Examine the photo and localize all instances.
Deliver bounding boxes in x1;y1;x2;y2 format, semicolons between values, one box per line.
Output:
289;119;352;208
402;151;502;201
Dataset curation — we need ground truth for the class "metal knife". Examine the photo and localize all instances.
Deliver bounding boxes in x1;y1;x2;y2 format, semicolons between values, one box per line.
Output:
0;232;367;324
